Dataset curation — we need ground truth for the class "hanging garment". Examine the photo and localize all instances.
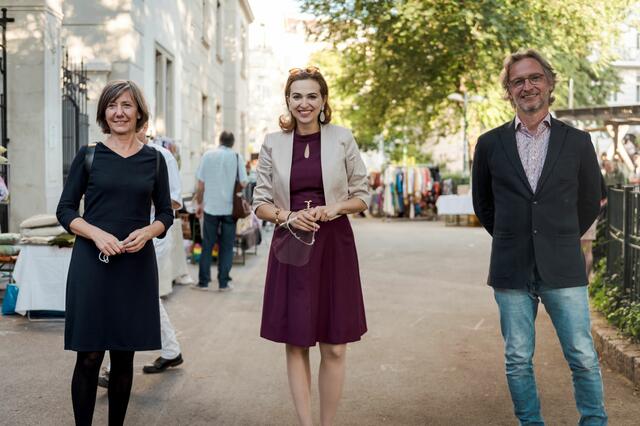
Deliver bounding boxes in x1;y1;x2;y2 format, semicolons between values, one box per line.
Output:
383;168;395;216
395;170;405;215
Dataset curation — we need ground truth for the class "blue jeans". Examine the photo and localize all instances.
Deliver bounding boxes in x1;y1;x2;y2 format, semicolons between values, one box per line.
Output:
198;214;236;288
494;284;607;426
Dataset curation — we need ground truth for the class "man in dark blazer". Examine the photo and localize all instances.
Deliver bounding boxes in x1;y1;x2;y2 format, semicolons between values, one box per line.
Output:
472;49;607;425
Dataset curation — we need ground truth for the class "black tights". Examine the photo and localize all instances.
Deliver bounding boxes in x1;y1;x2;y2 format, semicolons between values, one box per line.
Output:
71;350;135;426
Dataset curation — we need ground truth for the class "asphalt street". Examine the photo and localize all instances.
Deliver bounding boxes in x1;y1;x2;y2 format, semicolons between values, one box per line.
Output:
1;219;639;425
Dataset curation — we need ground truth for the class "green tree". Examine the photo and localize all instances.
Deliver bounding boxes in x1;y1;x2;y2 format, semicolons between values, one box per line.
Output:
300;0;632;152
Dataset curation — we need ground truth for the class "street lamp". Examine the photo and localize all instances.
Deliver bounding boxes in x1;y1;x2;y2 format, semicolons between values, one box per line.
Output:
447;92;483;175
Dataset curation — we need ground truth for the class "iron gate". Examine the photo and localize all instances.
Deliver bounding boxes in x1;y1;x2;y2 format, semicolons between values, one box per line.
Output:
62;51;89;183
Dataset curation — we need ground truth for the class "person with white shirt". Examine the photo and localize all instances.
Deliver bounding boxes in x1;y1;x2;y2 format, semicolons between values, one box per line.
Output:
193;131;247;291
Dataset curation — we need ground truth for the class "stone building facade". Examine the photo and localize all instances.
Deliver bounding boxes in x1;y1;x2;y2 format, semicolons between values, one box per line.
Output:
2;0;252;231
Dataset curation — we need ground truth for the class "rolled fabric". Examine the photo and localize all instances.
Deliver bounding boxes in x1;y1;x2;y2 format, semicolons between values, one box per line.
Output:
20;236;56;245
19;214;59;229
21;225;66;238
0;245;20;255
0;233;21;245
48;234;75;247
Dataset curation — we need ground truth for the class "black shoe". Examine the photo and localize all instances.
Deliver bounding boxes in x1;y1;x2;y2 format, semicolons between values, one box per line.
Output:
97;371;109;388
191;284;209;291
142;354;184;374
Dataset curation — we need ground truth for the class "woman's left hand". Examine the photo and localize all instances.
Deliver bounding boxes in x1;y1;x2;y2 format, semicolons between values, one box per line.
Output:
315;204;342;222
122;227;153;253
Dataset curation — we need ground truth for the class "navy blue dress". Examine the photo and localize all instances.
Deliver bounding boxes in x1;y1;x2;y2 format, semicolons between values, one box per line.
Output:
56;143;173;351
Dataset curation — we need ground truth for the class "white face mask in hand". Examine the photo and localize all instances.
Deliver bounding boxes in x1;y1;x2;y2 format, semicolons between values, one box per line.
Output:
98;241;125;263
272;202;316;267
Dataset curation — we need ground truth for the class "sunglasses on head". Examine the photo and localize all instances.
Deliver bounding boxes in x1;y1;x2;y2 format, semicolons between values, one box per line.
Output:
288;66;320;75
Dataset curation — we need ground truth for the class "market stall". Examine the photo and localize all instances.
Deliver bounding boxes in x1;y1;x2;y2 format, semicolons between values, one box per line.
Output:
14;244;71;315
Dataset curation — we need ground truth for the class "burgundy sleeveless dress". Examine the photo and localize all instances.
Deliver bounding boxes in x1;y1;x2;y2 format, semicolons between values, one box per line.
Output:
260;131;367;347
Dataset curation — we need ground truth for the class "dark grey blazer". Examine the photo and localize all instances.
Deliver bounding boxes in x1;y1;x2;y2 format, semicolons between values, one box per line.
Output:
472;117;601;289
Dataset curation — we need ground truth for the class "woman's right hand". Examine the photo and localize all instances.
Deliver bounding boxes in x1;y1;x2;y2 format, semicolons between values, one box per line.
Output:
288;209;320;232
91;228;123;256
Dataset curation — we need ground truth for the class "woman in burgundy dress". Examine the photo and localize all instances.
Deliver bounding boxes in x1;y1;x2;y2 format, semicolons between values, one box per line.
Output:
253;67;369;425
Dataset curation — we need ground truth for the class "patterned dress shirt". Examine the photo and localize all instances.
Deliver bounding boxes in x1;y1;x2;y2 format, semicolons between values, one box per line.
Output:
515;113;551;192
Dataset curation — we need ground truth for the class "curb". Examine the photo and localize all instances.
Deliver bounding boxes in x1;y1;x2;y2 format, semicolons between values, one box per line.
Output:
591;310;640;388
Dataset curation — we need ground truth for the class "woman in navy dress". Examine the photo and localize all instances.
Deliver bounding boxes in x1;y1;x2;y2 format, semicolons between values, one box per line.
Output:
56;80;173;425
253;68;369;426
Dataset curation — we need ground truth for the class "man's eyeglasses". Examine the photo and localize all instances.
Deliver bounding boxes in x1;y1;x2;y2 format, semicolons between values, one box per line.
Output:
509;73;545;89
289;66;320;74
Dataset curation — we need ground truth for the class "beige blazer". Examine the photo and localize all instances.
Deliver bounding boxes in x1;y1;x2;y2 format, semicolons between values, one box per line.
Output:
252;124;369;212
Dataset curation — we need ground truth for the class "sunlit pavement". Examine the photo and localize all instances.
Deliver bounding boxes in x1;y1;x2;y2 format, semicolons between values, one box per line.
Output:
1;219;639;425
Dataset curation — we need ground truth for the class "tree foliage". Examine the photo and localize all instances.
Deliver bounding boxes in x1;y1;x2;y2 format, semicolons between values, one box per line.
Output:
300;0;633;151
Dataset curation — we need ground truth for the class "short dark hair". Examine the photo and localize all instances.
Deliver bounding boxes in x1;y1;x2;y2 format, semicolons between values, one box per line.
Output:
220;131;235;147
499;49;557;107
96;80;149;134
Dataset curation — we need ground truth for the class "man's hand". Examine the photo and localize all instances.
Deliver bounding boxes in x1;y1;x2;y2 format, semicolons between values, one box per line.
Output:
195;180;205;219
122;228;153;253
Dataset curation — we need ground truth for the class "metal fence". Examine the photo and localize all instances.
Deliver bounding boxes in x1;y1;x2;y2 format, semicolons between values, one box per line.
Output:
605;186;640;303
0;9;13;232
62;51;89;183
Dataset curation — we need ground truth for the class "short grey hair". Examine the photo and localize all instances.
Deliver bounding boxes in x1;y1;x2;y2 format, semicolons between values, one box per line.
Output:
499;49;557;106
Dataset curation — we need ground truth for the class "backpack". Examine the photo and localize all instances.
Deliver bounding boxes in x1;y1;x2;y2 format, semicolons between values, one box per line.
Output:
84;142;160;177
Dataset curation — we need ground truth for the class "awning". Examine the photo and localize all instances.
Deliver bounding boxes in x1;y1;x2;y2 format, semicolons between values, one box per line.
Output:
554;104;640;126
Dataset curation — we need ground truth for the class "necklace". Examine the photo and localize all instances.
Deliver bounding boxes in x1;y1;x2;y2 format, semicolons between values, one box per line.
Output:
304;143;310;159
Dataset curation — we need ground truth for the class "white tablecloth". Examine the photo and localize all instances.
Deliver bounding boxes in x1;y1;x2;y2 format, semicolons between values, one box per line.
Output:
14;245;72;315
170;218;189;279
13;222;190;312
156;218;191;296
436;195;475;215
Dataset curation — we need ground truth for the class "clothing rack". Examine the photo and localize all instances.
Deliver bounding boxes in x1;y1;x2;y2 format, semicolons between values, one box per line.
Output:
369;165;442;219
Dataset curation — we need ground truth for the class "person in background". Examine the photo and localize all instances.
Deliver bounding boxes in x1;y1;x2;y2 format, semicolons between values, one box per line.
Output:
56;80;173;425
628;154;640;185
193;131;247;291
581;183;607;282
603;159;625;187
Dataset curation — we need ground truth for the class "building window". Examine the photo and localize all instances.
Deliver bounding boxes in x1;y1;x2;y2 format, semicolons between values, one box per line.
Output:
202;95;208;143
215;102;222;143
609;89;618;103
202;0;211;47
155;47;174;137
636;74;640;103
637;31;640;50
240;112;246;152
241;23;248;79
215;0;223;62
